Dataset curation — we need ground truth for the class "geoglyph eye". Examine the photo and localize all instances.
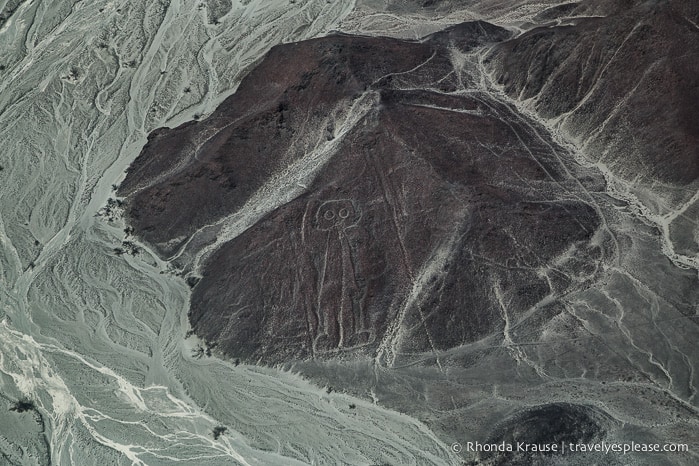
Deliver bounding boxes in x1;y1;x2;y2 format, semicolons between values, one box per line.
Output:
314;200;360;230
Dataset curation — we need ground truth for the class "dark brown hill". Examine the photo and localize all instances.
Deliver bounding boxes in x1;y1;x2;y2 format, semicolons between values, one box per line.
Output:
119;23;608;364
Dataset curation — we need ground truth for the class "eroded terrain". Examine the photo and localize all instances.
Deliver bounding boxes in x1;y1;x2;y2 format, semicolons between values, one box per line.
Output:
0;0;697;464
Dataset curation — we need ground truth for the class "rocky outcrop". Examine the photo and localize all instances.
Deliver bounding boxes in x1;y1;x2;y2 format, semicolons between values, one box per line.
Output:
485;0;699;188
479;403;614;465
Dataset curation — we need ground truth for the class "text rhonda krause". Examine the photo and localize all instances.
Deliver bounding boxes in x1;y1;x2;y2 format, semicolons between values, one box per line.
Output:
462;441;689;454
